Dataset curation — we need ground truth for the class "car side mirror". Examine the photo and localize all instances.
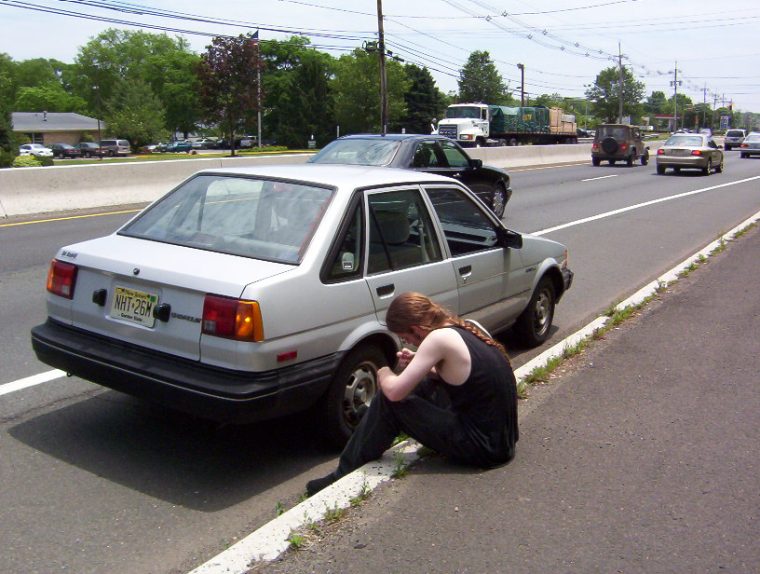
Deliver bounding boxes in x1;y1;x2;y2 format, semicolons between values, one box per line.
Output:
470;158;483;169
497;227;523;249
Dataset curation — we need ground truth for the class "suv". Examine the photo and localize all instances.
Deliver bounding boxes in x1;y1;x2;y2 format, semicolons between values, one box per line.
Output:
591;124;649;167
99;139;131;157
723;129;746;151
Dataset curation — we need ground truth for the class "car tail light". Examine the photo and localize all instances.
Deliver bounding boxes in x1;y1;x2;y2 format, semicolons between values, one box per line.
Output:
657;148;664;155
202;295;264;342
691;150;703;156
591;143;599;152
46;259;77;299
620;143;628;151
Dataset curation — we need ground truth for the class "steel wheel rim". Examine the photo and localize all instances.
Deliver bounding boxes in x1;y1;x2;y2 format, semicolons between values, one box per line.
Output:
342;361;377;426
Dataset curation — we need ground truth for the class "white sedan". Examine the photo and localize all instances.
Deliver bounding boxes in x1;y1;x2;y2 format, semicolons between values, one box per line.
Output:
31;165;573;445
19;143;54;158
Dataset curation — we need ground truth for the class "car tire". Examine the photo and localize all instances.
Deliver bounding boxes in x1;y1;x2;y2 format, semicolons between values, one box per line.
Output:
514;276;556;347
322;344;387;448
641;150;649;166
601;137;618;155
703;159;712;176
716;157;724;173
491;184;507;218
592;157;601;166
657;165;666;175
725;145;731;151
626;153;634;167
740;152;748;158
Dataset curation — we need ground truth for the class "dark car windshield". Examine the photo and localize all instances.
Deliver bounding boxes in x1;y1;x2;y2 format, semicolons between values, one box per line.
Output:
309;139;400;166
120;175;334;264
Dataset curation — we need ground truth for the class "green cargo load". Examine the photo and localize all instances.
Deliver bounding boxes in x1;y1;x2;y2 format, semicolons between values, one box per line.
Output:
488;105;551;134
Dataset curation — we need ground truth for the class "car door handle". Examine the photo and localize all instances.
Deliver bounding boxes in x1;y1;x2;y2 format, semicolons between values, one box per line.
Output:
376;284;395;298
458;265;472;282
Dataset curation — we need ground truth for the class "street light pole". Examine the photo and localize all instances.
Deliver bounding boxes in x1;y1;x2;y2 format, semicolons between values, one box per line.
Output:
517;63;525;106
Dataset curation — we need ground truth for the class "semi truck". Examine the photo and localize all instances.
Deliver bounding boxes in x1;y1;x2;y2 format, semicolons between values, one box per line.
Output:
435;103;578;147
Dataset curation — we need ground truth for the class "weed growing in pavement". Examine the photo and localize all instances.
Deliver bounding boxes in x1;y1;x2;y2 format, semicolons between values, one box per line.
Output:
350;478;372;507
324;504;346;523
391;451;408;479
287;531;306;550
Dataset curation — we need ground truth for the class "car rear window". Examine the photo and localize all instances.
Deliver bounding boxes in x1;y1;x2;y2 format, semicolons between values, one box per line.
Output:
310;139;400;166
120;175;335;264
597;126;628;139
726;130;744;137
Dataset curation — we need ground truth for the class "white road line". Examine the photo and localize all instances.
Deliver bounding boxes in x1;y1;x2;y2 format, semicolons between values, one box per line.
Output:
0;369;65;397
533;176;760;236
581;174;618;182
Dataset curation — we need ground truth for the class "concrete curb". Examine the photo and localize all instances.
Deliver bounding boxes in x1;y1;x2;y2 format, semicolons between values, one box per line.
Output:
184;207;760;573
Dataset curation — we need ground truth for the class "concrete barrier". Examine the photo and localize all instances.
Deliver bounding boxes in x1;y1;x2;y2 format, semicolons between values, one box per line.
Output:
0;145;592;219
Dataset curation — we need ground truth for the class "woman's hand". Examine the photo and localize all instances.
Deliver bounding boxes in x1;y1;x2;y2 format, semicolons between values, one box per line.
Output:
395;347;415;371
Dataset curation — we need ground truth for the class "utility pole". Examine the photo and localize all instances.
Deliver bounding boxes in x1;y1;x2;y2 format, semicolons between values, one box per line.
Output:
517;63;525;107
377;0;388;135
670;61;682;132
617;42;624;123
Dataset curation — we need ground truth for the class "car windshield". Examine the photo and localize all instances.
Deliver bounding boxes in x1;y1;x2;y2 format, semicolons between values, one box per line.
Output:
665;135;703;147
120;175;334;264
309;139;400;166
445;106;482;119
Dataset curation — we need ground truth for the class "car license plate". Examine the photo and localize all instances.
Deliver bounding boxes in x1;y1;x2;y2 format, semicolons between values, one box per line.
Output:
110;286;158;327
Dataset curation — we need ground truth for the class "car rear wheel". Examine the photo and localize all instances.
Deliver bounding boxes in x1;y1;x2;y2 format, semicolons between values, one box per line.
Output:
657;165;666;175
740;152;748;158
626;153;634;167
514;276;556;347
592;157;601;166
322;345;386;448
703;159;712;176
491;184;507;218
641;150;649;166
715;157;724;173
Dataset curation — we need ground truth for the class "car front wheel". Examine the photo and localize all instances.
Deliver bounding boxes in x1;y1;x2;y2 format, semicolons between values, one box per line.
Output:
641;150;649;166
322;345;386;447
514;276;556;347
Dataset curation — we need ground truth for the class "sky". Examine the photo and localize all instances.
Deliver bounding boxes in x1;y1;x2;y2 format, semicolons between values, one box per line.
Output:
1;0;759;114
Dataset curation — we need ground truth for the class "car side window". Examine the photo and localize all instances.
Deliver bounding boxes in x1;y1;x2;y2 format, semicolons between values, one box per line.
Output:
411;142;440;168
324;200;365;282
439;140;471;169
425;186;500;256
366;189;443;274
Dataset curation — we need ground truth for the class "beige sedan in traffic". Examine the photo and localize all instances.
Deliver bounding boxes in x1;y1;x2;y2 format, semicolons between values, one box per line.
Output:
656;133;724;176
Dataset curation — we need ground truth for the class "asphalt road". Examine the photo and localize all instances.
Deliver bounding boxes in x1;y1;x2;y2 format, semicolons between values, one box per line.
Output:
1;152;759;573
260;208;760;574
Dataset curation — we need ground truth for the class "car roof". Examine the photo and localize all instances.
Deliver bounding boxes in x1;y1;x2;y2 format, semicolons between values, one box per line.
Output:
194;163;460;189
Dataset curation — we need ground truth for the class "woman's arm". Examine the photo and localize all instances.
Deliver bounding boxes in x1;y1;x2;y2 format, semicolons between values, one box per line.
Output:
379;329;461;401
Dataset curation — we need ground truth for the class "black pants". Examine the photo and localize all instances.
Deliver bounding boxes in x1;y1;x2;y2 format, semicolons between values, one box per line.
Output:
336;379;498;478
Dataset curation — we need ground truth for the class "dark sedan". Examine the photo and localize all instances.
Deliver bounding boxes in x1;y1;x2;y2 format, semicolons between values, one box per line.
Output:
308;134;512;218
50;143;82;159
74;142;104;158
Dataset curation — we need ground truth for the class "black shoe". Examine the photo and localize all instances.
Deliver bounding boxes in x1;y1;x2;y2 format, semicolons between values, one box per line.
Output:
306;472;339;496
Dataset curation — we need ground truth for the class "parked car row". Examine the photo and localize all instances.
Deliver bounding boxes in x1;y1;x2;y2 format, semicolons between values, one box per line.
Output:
18;139;132;159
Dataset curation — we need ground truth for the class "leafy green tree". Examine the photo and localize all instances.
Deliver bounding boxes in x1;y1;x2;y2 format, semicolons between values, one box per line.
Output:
331;48;409;135
260;37;335;148
197;33;261;155
457;51;510;104
534;93;565;108
103;79;166;148
14;83;88;113
72;29;200;133
586;66;645;123
14;58;67;88
0;54;16;167
645;91;668;115
401;64;445;134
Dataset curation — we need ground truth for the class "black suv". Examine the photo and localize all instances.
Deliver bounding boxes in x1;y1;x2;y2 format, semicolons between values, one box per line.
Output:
591;124;649;167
